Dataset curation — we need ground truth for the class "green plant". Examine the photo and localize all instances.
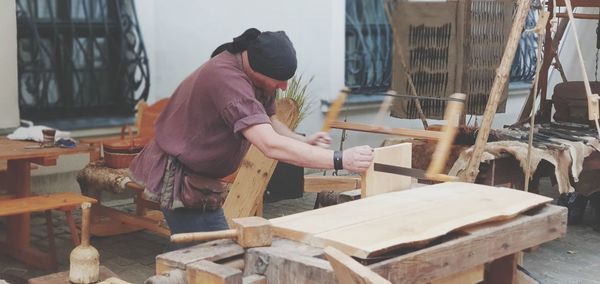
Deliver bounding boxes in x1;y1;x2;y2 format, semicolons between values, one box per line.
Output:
277;74;314;129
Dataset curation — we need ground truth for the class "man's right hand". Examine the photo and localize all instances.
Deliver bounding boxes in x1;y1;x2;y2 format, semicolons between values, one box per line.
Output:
342;145;374;173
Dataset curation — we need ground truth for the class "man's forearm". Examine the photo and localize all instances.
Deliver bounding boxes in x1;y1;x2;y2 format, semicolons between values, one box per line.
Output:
270;116;306;142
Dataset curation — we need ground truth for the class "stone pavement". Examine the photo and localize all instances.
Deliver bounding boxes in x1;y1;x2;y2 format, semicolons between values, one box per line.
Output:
1;181;600;283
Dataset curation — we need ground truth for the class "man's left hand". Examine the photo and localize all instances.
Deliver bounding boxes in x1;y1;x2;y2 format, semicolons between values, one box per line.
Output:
306;132;332;148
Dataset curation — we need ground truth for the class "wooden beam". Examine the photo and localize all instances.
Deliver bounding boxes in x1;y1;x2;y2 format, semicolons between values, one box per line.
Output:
330;121;442;140
555;12;600;19
324;246;391;284
460;0;531;183
556;0;600;7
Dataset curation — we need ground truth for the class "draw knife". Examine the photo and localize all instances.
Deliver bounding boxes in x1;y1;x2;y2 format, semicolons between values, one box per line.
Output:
373;163;458;182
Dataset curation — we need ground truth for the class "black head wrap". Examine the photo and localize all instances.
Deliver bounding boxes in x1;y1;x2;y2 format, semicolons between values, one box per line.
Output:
211;29;297;81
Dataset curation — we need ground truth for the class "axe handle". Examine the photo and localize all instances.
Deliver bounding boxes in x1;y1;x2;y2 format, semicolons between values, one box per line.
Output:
171;229;237;244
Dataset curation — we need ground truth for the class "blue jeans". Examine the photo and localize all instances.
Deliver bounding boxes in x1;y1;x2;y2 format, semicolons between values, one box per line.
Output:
161;207;229;251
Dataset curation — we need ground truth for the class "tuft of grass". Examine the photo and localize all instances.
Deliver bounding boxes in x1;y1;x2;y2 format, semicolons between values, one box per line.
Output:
277;74;315;130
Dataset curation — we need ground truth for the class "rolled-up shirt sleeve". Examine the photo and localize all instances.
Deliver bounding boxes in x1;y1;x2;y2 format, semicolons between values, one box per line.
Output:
221;98;271;134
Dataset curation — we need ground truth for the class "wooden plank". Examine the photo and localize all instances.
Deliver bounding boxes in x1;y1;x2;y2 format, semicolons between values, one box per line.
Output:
156;239;244;274
0;192;96;216
0;137;92;161
369;205;566;283
330;121;442;139
97;206;169;236
271;182;552;258
361;143;412;198
186;260;242;284
324;246;391;284
304;176;361;193
223;99;299;223
28;265;119;284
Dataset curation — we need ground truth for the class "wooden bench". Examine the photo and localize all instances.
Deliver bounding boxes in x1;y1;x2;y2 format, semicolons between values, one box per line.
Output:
0;192;97;269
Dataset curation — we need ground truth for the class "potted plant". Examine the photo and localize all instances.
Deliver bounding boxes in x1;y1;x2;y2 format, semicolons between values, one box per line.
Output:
265;75;314;202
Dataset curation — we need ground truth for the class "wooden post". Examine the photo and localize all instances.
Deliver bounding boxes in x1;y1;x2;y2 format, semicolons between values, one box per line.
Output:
460;0;532;183
516;12;570;124
485;253;518;284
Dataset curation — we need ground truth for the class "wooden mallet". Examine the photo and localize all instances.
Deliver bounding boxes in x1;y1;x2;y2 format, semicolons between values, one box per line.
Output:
69;202;100;284
170;217;271;248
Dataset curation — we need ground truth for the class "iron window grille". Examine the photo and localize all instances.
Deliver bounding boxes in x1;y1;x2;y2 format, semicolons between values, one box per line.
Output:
16;0;149;123
345;0;538;96
345;0;393;94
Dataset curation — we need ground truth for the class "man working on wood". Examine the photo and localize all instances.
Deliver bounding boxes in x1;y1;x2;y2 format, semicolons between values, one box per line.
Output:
129;28;374;250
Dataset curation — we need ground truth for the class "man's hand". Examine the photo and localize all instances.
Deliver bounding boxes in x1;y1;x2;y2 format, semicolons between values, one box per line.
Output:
305;132;332;148
343;145;374;173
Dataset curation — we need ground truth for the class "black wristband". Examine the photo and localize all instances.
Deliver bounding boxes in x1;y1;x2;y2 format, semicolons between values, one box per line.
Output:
333;150;343;170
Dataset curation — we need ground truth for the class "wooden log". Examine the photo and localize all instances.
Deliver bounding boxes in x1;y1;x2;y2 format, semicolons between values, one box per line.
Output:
242;274;266;284
144;269;186;284
186;260;242;284
245;246;337;283
460;0;531;183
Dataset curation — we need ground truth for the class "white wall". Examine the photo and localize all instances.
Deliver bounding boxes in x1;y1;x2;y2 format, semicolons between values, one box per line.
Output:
0;0;20;130
135;0;346;136
548;8;599;93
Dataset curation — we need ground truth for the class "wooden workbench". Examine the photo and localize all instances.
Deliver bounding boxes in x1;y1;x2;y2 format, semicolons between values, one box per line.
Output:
153;204;566;283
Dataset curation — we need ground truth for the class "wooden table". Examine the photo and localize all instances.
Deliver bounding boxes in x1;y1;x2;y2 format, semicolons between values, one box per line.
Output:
154;204;566;283
0;137;92;270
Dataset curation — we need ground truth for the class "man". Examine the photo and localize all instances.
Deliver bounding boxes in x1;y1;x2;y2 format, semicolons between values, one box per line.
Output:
129;29;374;250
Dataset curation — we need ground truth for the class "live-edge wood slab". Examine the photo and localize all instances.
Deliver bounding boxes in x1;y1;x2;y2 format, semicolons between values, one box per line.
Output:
270;182;552;259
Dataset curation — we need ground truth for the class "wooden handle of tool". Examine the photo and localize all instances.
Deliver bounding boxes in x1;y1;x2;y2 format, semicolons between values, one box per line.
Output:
426;93;466;176
424;173;459;182
80;202;92;246
322;89;349;132
170;229;238;244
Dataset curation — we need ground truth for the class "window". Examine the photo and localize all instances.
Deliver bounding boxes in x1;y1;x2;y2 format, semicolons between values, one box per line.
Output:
345;0;392;94
16;0;149;126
